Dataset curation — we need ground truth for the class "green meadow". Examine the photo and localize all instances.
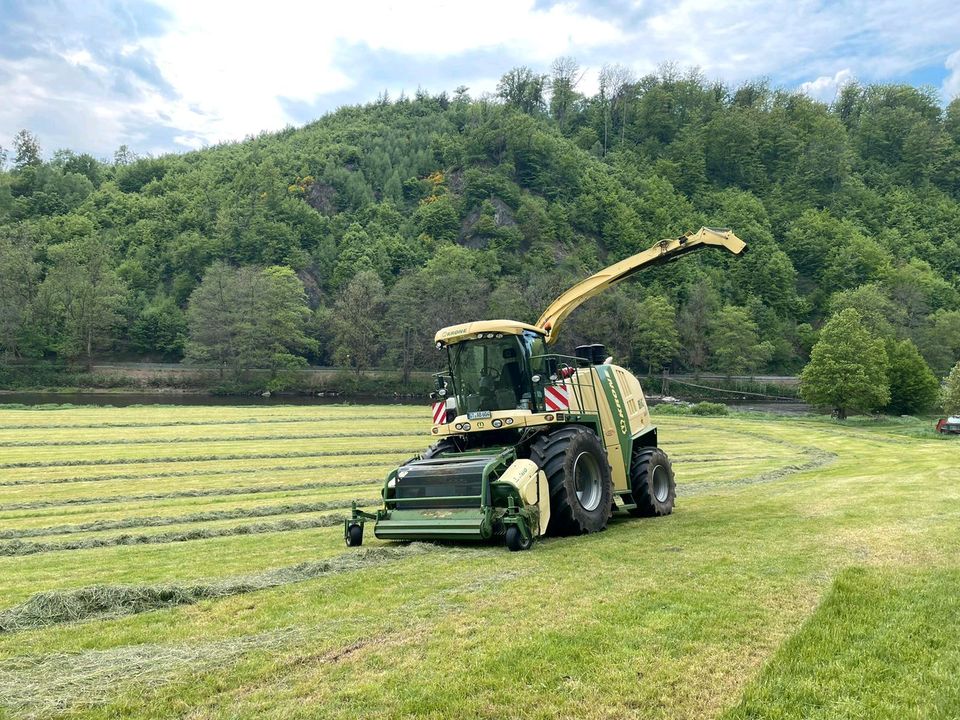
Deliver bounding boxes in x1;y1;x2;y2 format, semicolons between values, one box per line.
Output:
0;403;957;719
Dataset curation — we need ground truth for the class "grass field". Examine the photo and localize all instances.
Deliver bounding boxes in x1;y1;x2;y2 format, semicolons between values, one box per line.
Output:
0;403;958;719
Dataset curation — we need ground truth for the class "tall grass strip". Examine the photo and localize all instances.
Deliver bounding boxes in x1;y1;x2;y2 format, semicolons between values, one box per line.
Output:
0;447;422;469
0;515;348;557
0;499;379;539
0;627;306;718
0;413;420;431
0;460;402;487
0;430;423;447
682;447;837;496
0;478;382;511
0;543;439;633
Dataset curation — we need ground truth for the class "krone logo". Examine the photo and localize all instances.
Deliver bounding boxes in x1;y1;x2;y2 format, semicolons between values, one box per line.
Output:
604;374;628;434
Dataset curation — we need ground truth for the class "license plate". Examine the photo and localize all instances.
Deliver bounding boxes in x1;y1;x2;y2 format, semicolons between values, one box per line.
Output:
467;411;492;420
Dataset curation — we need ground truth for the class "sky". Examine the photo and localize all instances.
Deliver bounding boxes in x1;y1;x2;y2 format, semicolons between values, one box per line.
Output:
1;0;959;159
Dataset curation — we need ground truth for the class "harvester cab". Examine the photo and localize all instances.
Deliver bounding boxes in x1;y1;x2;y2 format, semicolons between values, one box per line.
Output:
346;227;747;550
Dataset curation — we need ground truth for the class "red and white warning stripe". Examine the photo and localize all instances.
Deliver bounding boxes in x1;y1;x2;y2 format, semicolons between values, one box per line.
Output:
432;401;446;425
544;384;569;412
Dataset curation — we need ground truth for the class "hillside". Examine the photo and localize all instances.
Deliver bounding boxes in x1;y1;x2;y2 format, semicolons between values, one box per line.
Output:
2;68;960;386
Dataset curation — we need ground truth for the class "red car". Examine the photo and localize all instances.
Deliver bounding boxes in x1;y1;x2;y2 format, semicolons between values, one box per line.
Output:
936;417;960;434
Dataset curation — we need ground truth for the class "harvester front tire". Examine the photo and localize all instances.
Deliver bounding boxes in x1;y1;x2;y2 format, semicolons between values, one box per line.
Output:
422;436;463;459
629;447;675;517
505;526;532;552
531;427;612;536
345;524;363;547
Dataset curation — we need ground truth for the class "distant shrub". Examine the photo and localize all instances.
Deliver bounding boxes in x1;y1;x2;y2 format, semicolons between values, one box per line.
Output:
651;403;690;416
690;402;729;416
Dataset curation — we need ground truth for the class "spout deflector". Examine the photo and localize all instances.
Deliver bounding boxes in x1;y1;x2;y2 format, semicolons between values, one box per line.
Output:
536;227;746;344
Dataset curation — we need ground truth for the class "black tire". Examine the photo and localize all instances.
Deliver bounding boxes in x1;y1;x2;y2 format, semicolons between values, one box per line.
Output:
505;525;532;551
628;447;675;517
345;524;363;547
422;436;463;459
530;426;613;535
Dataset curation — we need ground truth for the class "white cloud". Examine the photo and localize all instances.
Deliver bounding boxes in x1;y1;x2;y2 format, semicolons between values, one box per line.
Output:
636;0;960;96
60;49;108;75
4;0;960;155
799;68;854;103
944;49;960;100
135;0;624;148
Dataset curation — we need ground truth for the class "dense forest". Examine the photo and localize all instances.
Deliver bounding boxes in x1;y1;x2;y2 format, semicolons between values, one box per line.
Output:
2;61;960;396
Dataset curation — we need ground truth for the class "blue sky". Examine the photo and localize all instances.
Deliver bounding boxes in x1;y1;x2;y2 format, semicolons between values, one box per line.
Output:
1;0;959;159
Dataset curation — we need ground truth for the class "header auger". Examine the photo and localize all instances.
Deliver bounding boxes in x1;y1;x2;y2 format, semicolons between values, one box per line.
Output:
345;228;746;551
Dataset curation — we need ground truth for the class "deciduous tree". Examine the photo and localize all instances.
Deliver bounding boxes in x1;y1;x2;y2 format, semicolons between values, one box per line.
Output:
633;295;679;374
800;309;890;419
708;305;773;376
186;263;314;379
0;234;39;358
40;235;127;366
332;270;385;375
884;338;938;415
13;130;41;169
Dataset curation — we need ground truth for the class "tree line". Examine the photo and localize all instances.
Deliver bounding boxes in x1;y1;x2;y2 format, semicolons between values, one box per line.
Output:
1;61;960;413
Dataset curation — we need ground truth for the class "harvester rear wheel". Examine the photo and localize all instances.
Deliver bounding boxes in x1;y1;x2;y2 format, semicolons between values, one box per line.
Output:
628;447;675;517
530;426;612;535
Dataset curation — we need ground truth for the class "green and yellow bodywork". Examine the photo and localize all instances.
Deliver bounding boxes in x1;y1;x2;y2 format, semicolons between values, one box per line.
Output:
430;362;653;497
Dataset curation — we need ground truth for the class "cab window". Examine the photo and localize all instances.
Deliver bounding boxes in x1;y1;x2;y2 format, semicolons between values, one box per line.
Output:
450;336;531;413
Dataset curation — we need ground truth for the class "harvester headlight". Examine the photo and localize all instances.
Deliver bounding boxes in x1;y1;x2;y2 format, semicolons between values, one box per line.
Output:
462;422;471;431
495;333;503;338
545;414;554;421
455;423;463;430
531;374;541;383
436;342;443;349
432;427;439;434
492;419;503;428
505;418;514;425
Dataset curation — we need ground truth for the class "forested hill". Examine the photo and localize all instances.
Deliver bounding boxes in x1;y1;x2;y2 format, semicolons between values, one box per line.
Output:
2;66;960;386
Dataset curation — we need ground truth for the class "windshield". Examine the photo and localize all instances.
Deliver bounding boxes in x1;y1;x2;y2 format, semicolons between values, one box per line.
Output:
449;335;532;413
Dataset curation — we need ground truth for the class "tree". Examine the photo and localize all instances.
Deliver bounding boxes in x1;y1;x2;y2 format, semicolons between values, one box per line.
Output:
497;67;547;115
829;284;903;339
919;310;960;374
800;309;890;419
114;144;137;166
708;305;773;376
40;235;127;366
0;235;39;358
186;263;314;380
549;56;583;131
679;282;719;375
384;246;492;380
884;339;938;415
13;130;41;169
598;63;634;153
332;270;385;375
941;361;960;416
632;295;679;374
130;296;187;358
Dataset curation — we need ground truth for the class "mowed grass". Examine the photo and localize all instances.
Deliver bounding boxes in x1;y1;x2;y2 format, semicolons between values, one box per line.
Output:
0;403;957;719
